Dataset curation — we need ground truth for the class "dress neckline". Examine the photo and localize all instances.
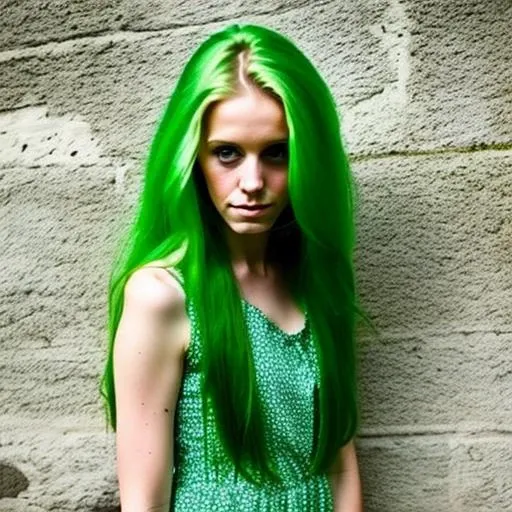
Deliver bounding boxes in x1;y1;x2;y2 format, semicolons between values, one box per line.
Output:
241;298;308;338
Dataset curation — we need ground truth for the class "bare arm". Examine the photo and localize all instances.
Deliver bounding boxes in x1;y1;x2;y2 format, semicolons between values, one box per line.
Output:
328;439;364;512
113;267;188;512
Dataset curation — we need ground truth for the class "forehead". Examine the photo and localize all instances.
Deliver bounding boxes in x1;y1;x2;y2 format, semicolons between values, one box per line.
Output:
202;90;289;143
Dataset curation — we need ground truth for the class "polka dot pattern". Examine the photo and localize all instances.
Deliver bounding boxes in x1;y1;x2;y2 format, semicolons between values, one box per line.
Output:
171;297;334;511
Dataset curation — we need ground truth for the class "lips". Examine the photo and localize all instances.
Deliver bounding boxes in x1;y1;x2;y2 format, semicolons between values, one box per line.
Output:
233;204;271;210
231;204;272;218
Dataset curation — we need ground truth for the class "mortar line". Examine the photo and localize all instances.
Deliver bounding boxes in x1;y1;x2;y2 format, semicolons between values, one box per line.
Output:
360;426;512;438
0;0;337;60
351;142;512;162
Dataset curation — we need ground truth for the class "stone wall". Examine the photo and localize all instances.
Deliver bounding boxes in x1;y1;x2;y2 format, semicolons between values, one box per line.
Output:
1;1;510;510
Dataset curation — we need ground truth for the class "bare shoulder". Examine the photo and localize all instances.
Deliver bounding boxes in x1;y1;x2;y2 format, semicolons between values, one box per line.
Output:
124;265;185;310
121;264;189;354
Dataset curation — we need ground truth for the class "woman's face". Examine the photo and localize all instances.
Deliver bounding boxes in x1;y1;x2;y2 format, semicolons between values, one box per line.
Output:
197;88;290;236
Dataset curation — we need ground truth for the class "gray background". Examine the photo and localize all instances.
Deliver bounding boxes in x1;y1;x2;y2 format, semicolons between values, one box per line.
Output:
1;0;511;510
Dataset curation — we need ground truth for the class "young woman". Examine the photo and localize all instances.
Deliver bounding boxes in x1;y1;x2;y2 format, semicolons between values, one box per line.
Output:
100;23;370;511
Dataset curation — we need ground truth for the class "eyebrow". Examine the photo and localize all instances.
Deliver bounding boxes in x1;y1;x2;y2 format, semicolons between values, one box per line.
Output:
207;138;288;146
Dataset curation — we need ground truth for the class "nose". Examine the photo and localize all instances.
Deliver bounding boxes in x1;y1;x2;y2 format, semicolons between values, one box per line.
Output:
238;155;264;193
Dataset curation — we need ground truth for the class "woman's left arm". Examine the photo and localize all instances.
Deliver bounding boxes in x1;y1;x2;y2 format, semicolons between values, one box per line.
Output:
328;439;364;512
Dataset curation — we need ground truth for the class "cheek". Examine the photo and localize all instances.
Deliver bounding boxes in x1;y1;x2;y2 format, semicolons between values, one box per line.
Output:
198;156;221;195
272;173;289;197
202;168;232;203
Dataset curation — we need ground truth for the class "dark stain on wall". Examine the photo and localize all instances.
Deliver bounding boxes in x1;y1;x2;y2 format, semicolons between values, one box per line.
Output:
0;463;29;498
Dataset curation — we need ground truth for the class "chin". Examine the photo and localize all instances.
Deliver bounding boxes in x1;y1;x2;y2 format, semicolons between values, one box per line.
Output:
226;220;273;234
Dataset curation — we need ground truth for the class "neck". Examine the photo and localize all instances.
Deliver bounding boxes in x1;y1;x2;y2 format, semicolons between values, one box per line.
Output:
224;227;272;278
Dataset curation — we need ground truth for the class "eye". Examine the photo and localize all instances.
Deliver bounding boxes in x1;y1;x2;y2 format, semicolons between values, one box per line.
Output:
263;142;288;163
212;145;240;164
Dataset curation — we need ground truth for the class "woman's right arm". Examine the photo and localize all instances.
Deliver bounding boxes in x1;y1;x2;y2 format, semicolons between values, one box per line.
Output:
113;267;189;512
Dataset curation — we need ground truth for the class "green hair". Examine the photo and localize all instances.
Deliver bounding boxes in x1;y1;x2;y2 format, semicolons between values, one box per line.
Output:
100;23;375;485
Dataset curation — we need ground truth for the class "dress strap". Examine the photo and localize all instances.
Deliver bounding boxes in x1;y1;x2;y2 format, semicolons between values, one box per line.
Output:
162;265;185;288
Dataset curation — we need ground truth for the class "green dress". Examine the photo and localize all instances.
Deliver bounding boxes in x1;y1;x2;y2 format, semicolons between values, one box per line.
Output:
170;294;334;511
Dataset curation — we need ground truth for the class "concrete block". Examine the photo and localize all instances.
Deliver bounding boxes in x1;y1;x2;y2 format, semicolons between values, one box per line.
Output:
0;0;314;50
448;435;512;511
0;1;509;159
357;434;512;512
0;164;120;333
0;0;124;50
0;425;118;511
0;29;204;164
353;150;512;333
358;436;451;511
358;330;512;429
342;0;511;154
0;163;126;417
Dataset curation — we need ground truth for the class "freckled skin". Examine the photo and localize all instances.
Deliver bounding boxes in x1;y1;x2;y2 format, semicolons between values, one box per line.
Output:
197;88;290;270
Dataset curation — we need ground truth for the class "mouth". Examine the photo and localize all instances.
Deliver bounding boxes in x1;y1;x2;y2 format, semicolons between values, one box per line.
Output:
230;204;272;217
232;204;272;211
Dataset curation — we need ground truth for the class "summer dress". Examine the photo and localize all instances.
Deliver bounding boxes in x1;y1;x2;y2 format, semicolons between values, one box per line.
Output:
166;270;333;511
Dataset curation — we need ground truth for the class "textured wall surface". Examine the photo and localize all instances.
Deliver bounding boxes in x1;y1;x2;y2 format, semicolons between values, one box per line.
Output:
1;0;511;510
